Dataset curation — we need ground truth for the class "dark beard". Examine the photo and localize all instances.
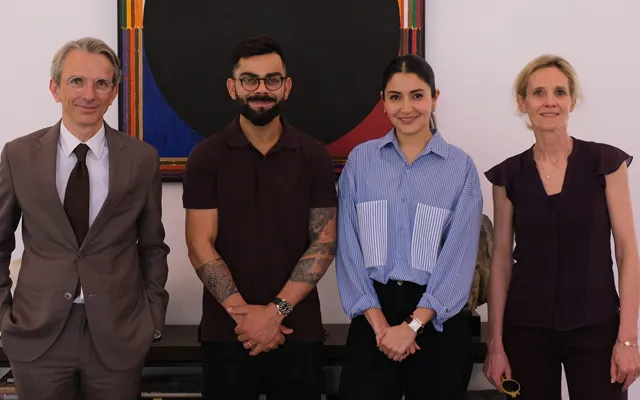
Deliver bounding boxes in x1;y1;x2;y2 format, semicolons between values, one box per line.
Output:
237;95;281;126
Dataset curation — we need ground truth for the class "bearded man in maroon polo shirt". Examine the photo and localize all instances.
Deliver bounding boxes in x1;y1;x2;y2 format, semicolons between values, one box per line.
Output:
182;35;338;400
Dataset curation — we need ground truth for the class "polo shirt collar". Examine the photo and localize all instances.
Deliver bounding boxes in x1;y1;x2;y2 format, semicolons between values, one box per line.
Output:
227;116;299;149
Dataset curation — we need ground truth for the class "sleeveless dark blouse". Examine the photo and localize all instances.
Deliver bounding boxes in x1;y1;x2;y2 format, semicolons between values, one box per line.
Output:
485;138;632;330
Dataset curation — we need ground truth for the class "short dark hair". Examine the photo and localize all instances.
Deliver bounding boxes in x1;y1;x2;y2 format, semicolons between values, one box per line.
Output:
381;54;436;98
231;36;287;73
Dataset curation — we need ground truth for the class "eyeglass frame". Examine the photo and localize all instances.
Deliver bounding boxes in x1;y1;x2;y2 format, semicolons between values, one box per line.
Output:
500;376;521;398
64;76;115;93
233;74;288;92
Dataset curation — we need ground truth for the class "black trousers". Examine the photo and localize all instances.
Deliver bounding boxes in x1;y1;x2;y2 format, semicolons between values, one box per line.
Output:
338;280;473;400
202;340;323;400
503;315;626;400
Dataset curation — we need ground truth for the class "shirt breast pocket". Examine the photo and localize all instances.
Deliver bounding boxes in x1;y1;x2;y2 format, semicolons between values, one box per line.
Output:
356;200;388;268
411;203;451;273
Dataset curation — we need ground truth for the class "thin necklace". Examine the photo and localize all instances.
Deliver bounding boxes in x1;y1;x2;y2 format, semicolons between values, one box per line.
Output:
534;145;571;180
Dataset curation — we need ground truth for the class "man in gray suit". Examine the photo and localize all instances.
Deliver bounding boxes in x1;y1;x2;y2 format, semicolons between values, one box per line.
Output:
0;37;169;399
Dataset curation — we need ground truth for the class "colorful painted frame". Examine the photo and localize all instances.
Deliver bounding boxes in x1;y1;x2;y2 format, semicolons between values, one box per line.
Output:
118;0;425;180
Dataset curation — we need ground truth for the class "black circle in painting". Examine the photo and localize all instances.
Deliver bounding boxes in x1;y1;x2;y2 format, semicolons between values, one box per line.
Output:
143;0;400;143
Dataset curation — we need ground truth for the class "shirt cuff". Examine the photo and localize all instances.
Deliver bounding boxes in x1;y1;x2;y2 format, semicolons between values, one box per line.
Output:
348;294;382;319
418;293;449;332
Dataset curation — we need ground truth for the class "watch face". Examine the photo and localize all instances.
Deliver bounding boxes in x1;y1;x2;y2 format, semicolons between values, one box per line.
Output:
409;320;421;332
279;301;292;315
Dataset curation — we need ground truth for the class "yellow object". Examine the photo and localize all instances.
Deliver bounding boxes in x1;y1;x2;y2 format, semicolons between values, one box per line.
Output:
501;376;521;398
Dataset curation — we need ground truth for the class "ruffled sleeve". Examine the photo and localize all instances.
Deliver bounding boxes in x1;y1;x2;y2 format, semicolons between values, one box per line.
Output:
485;160;509;187
594;143;632;176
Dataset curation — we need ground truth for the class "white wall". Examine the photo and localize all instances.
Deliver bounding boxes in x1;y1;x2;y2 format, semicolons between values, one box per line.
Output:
425;0;640;217
2;0;639;397
425;0;640;396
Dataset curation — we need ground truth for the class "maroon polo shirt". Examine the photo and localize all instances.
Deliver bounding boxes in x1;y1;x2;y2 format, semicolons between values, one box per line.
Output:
182;117;337;343
485;138;632;331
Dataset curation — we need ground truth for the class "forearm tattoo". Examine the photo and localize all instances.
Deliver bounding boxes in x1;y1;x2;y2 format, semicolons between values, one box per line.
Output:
290;207;337;285
195;257;239;303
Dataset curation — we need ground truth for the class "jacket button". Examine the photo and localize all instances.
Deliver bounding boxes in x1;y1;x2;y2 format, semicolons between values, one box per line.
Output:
64;292;73;300
78;251;85;260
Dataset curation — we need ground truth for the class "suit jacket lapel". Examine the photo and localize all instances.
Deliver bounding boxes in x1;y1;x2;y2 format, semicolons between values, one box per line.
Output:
31;122;79;249
81;123;132;249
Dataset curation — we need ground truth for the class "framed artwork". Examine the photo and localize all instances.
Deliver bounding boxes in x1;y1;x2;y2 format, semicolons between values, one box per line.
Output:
118;0;426;180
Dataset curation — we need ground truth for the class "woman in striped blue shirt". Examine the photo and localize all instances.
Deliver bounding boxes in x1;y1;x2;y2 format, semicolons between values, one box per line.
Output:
336;54;484;399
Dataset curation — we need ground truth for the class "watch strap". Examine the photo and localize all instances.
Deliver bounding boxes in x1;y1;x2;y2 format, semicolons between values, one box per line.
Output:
404;315;425;334
272;297;283;310
272;297;292;316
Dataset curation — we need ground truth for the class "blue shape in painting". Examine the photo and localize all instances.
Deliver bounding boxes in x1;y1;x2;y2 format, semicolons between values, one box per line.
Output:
142;49;203;158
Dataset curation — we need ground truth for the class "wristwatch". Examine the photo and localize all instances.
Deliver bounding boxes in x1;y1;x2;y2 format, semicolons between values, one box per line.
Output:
153;329;162;342
272;297;293;317
404;315;425;334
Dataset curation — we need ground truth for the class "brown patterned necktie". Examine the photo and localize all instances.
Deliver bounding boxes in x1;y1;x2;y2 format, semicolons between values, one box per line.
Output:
63;143;90;297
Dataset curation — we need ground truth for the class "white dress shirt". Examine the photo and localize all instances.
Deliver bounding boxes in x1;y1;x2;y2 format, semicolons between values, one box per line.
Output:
56;122;110;303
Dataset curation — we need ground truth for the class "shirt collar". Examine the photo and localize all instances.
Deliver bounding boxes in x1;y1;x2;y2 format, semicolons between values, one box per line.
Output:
226;116;299;149
378;128;449;159
59;122;107;159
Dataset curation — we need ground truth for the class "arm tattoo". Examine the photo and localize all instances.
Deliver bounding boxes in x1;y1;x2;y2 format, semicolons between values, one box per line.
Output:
290;258;332;284
195;257;239;303
307;241;336;256
289;207;337;285
308;208;336;242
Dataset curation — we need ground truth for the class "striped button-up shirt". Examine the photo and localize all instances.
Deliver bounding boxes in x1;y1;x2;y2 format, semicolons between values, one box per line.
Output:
336;129;483;331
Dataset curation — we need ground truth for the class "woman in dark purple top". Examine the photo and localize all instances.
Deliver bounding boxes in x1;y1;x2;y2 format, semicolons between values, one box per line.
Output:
482;55;640;399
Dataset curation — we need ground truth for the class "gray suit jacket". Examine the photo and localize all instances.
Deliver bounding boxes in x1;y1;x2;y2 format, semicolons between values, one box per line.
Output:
0;121;169;371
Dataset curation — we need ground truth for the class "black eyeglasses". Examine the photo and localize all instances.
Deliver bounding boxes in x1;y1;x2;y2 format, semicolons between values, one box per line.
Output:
235;75;286;92
501;376;521;398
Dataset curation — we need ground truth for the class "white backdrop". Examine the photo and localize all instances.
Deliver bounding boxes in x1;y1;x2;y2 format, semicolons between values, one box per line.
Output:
1;0;639;397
